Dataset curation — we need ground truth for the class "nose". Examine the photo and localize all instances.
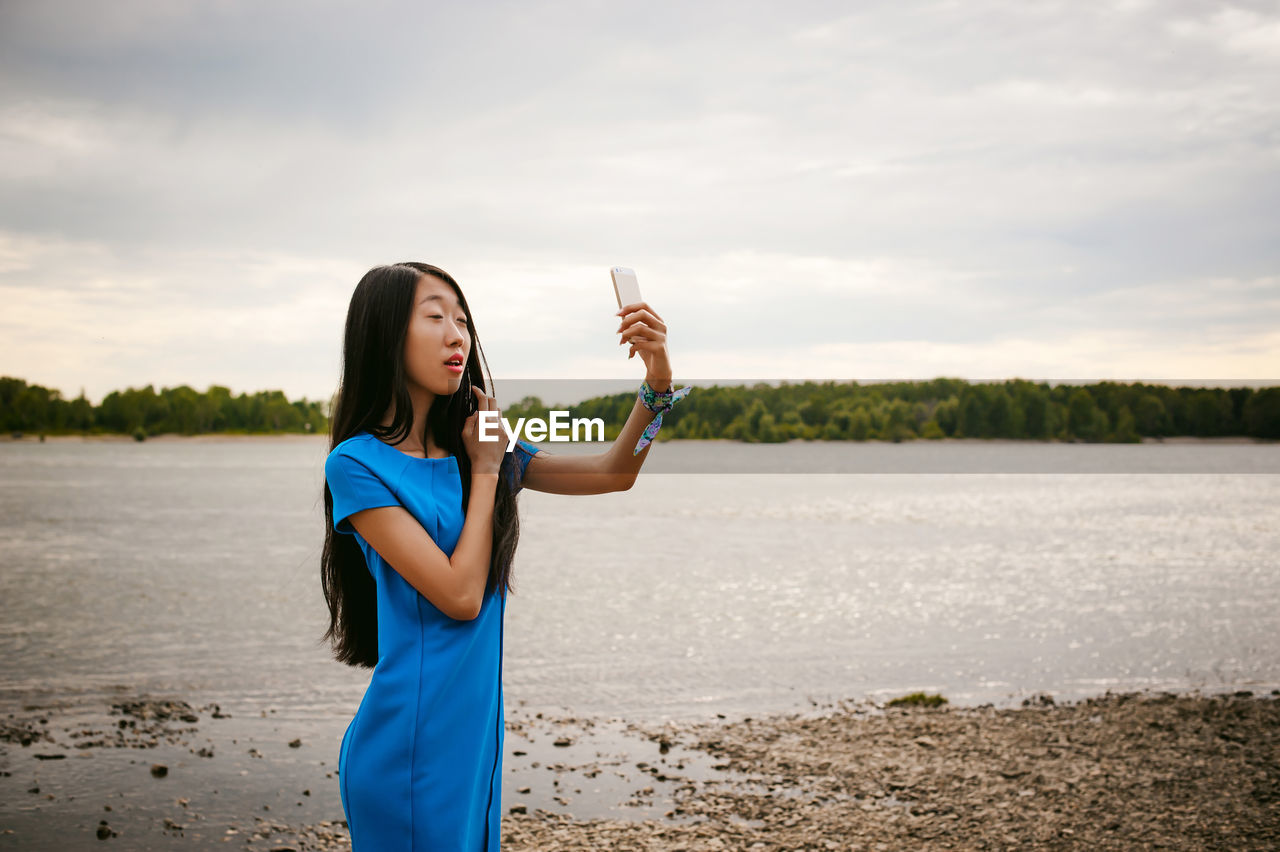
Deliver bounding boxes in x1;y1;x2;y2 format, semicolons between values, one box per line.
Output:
445;317;467;347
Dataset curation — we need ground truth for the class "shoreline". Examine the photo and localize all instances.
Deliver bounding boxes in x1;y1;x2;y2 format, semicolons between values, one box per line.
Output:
2;689;1276;849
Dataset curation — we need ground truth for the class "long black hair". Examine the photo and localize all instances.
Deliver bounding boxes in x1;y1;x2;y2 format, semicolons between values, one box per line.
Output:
321;262;522;668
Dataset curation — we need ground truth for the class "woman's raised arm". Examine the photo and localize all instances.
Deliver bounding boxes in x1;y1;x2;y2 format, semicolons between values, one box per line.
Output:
520;300;678;496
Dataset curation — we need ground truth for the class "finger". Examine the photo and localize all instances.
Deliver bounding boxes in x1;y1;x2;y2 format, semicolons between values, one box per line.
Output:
617;310;667;334
619;321;656;339
617;302;664;323
621;326;664;344
471;385;496;411
617;309;666;331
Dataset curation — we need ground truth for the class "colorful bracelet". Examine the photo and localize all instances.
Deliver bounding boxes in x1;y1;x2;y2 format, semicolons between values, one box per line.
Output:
634;380;692;455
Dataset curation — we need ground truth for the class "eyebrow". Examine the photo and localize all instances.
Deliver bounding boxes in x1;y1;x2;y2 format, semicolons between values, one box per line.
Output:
419;293;463;311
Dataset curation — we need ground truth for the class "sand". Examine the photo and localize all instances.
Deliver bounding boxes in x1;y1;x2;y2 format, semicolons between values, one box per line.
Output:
4;690;1277;848
497;690;1280;850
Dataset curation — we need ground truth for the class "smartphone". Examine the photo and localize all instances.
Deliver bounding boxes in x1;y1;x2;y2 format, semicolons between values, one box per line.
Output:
610;267;643;310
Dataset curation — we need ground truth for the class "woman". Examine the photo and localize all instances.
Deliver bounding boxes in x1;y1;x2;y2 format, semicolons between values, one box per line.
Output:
320;262;687;850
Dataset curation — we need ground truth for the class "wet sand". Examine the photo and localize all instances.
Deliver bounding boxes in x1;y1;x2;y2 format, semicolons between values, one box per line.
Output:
3;690;1276;849
503;690;1280;850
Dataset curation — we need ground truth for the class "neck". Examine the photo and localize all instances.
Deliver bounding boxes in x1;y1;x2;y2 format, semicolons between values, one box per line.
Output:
381;384;436;454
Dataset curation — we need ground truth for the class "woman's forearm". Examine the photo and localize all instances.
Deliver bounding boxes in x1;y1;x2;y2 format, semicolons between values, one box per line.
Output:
448;472;498;610
600;372;674;480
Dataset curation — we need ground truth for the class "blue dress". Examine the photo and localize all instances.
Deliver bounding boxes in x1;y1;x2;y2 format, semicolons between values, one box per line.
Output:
325;431;540;851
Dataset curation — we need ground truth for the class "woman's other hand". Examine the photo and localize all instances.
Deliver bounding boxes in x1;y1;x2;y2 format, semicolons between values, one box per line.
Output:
461;385;504;475
617;301;673;392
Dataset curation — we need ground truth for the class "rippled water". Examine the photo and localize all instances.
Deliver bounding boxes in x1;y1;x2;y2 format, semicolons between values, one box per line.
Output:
2;437;1278;725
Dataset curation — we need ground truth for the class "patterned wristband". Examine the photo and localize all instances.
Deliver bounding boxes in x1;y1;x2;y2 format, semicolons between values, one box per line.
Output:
634;380;692;455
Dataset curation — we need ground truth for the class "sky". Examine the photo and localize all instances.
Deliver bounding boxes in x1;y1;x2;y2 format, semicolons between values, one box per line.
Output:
1;0;1278;405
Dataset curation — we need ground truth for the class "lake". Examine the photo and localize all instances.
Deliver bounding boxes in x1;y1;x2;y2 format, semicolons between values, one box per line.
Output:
2;436;1277;724
2;436;1278;846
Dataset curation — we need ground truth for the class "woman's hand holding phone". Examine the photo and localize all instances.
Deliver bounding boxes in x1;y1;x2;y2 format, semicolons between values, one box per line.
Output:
461;385;504;475
616;299;673;392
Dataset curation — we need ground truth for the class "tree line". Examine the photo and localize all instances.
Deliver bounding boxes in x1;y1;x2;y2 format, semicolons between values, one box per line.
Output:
0;377;326;438
507;378;1280;443
4;376;1277;442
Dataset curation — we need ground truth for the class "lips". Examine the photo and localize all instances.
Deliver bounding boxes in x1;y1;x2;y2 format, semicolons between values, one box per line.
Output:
444;353;465;373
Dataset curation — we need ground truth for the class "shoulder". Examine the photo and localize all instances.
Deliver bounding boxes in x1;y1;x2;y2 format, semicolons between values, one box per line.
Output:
325;433;405;484
326;433;377;469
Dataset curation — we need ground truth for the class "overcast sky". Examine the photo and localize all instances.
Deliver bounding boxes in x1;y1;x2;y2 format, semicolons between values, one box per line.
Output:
2;0;1277;404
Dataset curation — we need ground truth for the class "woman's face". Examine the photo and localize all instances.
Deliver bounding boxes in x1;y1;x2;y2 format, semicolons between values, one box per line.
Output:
403;273;471;397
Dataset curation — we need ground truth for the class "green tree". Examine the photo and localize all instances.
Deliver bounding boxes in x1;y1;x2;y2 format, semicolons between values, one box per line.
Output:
1134;393;1170;436
987;388;1014;437
933;397;960;437
959;389;986;438
1067;388;1108;442
1244;388;1280;439
920;420;945;439
1111;405;1139;442
1188;390;1231;437
850;408;872;441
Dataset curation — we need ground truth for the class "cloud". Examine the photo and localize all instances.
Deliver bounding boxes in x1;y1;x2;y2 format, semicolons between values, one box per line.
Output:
1;0;1277;401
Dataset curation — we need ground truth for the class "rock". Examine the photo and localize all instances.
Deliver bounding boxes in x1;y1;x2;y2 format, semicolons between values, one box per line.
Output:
553;737;572;747
289;738;302;748
150;763;168;777
96;822;112;840
509;804;527;814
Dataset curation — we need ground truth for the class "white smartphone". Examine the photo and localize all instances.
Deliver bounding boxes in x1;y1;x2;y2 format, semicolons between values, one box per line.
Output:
610;266;643;310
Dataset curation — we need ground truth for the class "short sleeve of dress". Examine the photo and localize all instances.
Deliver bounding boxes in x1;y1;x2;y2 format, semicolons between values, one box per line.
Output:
508;439;540;495
325;450;401;534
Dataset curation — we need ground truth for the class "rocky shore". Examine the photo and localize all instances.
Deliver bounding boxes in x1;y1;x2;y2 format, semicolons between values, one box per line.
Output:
500;690;1279;851
3;690;1277;849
